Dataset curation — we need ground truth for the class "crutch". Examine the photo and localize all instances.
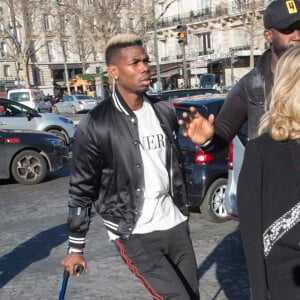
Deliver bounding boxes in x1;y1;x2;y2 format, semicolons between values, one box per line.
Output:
59;263;84;300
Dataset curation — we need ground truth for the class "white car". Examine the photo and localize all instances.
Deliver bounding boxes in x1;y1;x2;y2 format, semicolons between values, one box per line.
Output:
53;94;97;114
224;122;249;220
0;98;76;146
7;88;52;113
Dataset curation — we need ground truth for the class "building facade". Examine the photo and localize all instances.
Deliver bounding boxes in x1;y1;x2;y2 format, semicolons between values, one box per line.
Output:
0;0;271;96
147;0;271;90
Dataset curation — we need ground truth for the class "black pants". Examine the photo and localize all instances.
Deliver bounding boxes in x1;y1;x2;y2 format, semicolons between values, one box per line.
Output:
114;221;200;300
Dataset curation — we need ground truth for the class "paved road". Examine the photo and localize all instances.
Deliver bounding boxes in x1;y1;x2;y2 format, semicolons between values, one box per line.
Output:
0;162;250;300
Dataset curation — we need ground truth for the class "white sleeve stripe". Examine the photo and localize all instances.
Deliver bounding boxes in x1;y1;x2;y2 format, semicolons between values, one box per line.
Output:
69;236;85;241
103;220;119;230
69;237;86;244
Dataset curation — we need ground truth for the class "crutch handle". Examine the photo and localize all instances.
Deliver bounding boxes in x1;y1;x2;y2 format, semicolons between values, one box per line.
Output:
73;264;84;274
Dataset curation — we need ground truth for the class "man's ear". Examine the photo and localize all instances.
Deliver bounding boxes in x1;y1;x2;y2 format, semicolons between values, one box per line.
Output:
264;29;273;44
108;64;119;80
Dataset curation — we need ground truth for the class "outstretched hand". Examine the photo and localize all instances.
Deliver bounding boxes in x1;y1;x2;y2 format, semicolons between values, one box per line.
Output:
178;106;215;145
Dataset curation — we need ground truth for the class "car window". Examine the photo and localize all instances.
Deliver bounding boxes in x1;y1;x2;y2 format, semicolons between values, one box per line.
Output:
206;102;220;117
75;95;91;100
63;97;71;102
9;92;30;102
176;105;208;137
0;102;27;117
33;91;42;101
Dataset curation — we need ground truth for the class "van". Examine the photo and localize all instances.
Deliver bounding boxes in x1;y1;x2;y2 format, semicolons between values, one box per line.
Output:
7;89;52;112
224;121;249;220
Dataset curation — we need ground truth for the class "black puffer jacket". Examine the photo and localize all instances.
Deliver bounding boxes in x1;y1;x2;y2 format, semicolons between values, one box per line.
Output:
206;49;274;150
67;88;189;249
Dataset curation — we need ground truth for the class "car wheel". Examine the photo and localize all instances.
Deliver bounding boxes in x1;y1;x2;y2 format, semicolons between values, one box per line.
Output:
71;106;77;114
200;178;230;223
47;129;67;146
11;150;47;185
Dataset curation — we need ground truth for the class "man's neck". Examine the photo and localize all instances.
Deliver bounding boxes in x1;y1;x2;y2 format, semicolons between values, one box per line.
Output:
270;49;279;74
118;88;144;111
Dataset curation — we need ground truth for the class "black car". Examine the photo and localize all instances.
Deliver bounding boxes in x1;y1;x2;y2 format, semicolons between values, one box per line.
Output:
0;129;69;184
174;97;230;223
148;88;220;102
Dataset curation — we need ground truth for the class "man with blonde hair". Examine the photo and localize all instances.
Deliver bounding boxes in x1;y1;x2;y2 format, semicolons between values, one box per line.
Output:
61;34;199;300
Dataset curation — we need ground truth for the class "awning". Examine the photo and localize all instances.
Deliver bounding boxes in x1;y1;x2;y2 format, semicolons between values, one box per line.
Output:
49;63;83;70
151;67;180;79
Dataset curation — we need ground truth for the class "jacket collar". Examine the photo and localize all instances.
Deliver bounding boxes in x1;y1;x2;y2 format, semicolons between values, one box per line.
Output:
256;49;273;79
111;85;148;117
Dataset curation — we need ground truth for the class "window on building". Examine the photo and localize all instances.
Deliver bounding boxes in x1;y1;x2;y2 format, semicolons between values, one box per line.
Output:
129;18;134;30
47;41;54;61
59;13;66;32
197;32;212;55
75;16;81;29
63;41;68;53
230;0;251;12
160;40;168;61
0;42;6;57
32;68;41;86
196;0;211;12
232;27;250;49
3;65;10;77
44;14;51;31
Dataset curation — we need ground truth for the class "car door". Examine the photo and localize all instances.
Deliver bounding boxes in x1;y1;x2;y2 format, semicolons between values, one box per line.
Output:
0;131;6;177
0;101;39;131
35;91;50;112
59;96;72;113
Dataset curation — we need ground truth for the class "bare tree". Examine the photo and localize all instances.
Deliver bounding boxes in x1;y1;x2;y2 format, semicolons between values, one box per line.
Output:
0;0;48;87
55;0;175;58
231;0;266;68
67;14;95;74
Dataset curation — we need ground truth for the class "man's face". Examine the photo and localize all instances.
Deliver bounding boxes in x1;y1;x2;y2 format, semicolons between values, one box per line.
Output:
266;21;300;58
110;45;151;95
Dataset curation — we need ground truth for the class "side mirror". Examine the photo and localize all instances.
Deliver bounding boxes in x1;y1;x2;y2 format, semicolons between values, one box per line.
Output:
26;111;33;121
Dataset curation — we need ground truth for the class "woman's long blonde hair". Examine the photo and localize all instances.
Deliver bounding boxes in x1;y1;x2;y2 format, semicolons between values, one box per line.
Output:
258;45;300;141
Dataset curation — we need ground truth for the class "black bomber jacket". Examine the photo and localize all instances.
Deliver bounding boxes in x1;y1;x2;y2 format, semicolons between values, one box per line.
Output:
67;88;189;249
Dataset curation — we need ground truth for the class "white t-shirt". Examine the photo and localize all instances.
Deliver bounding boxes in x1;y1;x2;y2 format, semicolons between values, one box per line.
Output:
132;99;186;233
108;99;186;240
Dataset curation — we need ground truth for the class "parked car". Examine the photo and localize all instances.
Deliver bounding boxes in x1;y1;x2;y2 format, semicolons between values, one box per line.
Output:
174;96;230;223
7;88;52;113
53;94;97;114
148;88;220;102
224;121;249;220
0;129;69;184
0;98;75;146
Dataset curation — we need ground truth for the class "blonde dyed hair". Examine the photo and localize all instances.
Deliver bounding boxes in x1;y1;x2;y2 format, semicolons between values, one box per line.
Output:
258;45;300;141
105;33;143;65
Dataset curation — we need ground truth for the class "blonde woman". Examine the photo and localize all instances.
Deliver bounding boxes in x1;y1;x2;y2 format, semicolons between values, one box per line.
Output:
237;45;300;300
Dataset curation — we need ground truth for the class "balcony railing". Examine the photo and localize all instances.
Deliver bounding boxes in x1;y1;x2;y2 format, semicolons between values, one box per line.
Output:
148;0;271;30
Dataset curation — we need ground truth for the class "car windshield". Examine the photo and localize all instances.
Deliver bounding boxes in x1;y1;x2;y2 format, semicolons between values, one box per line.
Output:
9;92;30;102
75;95;92;100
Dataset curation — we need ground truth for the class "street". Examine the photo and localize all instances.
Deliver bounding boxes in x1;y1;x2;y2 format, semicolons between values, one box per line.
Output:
0;160;250;300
